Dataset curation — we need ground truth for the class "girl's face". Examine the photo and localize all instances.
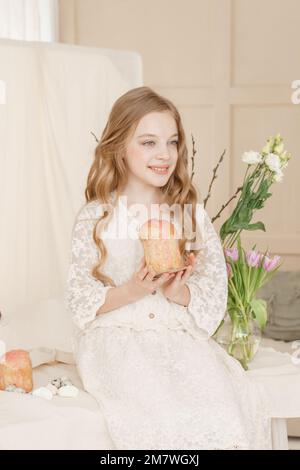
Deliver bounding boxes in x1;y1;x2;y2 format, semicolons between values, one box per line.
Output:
124;111;179;188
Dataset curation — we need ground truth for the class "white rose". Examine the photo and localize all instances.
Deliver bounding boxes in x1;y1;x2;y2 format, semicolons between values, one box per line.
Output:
274;142;284;154
280;151;290;169
273;168;283;182
262;140;273;154
242;151;262;165
265;153;281;172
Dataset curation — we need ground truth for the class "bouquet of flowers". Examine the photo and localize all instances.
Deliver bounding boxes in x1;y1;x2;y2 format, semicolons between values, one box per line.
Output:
194;134;291;369
219;240;282;369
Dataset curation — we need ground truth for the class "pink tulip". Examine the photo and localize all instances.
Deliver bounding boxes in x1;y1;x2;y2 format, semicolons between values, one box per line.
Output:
224;247;238;261
226;262;233;279
263;254;281;272
246;250;261;267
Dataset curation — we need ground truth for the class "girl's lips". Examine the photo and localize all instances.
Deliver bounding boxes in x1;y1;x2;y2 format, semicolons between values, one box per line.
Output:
148;166;169;175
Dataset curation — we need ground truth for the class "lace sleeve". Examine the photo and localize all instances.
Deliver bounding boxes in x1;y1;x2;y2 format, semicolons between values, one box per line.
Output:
65;207;114;330
185;204;228;337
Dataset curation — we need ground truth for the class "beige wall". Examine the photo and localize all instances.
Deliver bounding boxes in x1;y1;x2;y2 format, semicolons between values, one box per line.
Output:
59;0;300;270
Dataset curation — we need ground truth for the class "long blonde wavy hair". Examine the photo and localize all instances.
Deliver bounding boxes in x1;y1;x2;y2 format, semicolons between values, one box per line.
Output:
85;86;203;287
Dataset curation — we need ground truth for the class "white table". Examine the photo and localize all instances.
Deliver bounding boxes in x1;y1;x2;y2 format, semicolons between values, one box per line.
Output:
247;344;300;450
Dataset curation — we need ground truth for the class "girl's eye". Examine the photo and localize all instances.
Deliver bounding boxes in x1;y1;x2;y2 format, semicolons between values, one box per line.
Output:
142;140;178;146
143;141;155;146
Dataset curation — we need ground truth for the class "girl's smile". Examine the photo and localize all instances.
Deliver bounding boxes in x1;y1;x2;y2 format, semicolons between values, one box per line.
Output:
148;165;170;175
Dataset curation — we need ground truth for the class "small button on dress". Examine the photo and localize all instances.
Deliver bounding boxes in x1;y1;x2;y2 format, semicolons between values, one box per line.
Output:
148;313;155;319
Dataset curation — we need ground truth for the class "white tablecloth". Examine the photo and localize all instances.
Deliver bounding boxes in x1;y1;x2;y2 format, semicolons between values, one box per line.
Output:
247;345;300;419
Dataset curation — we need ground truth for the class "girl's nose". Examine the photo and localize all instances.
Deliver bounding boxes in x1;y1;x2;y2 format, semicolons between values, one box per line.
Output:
156;154;170;161
156;146;172;159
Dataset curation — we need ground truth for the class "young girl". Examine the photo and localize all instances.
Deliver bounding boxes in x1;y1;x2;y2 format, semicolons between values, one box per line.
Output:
66;86;272;450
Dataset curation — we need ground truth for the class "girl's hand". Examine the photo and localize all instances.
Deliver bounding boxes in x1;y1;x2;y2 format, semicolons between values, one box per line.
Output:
160;253;197;303
126;256;175;301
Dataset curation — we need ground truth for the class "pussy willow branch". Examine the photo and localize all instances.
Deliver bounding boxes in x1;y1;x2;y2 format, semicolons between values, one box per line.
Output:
190;133;196;181
203;149;226;209
91;131;99;143
211;185;243;224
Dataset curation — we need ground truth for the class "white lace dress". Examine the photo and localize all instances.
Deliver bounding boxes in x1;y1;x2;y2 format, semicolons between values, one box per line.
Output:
65;195;272;450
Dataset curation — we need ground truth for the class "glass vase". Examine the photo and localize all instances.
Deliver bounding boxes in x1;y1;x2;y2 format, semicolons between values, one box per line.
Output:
213;311;261;370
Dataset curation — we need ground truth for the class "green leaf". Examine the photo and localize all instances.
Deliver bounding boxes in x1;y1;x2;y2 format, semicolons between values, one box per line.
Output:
246;221;266;232
250;298;267;329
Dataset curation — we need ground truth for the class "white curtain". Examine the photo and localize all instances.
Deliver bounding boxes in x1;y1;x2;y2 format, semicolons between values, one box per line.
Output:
0;39;142;347
0;0;59;42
